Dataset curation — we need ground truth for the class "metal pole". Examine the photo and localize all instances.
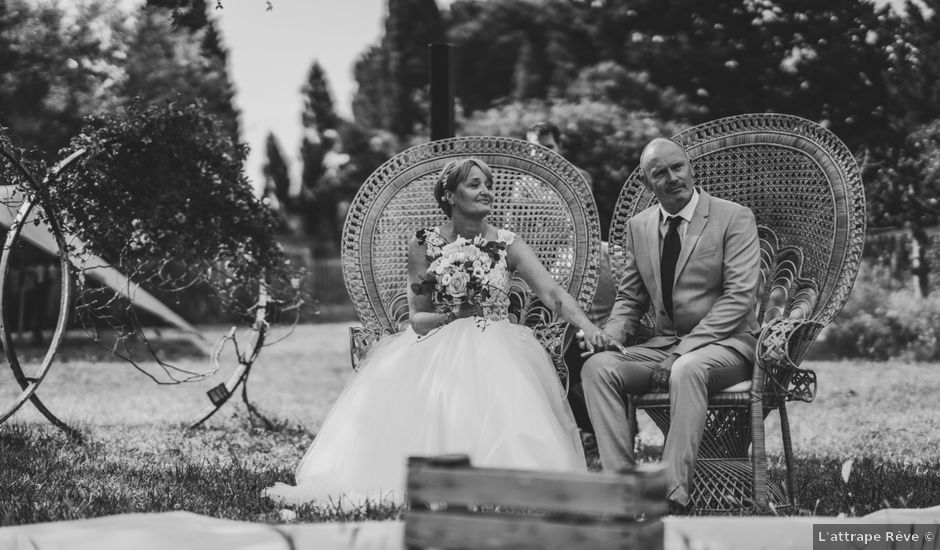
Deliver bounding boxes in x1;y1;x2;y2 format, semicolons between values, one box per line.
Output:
429;43;455;141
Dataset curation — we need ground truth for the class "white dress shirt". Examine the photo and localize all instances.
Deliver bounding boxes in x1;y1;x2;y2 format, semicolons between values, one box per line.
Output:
658;189;700;247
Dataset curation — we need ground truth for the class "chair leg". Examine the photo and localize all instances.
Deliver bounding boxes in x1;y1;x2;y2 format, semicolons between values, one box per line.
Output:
627;398;640;455
779;402;797;509
750;396;768;509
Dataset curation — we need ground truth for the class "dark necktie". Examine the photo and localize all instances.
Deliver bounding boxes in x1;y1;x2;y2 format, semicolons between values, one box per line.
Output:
660;216;682;319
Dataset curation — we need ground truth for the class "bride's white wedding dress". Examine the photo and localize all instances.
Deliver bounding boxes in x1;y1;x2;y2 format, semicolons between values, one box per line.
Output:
263;228;585;506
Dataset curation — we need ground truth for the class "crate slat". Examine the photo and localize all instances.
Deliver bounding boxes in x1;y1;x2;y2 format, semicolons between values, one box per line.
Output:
407;463;666;518
405;510;663;550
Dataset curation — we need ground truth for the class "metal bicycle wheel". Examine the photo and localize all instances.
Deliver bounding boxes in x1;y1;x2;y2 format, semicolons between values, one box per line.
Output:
0;148;83;437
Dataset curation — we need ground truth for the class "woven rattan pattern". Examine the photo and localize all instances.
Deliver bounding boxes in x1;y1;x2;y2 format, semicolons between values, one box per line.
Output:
646;406;753;460
646;405;787;512
342;137;601;379
692;458;788;512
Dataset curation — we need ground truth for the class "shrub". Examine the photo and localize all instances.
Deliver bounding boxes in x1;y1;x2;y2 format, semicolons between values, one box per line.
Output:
54;101;303;316
823;263;940;361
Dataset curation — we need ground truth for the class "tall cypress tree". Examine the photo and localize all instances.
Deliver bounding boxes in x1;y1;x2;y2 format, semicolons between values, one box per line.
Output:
127;0;240;143
299;61;339;252
301;61;339;134
352;0;444;139
199;20;241;142
352;46;387;133
262;132;291;209
299;60;337;201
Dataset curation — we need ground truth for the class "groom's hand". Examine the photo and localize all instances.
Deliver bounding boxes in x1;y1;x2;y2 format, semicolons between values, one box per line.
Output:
651;353;680;390
576;328;626;357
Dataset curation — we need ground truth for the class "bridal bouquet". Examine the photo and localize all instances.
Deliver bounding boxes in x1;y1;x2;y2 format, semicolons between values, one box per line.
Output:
411;235;507;311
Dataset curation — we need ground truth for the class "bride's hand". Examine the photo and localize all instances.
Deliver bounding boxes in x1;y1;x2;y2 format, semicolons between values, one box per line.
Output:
577;327;625;357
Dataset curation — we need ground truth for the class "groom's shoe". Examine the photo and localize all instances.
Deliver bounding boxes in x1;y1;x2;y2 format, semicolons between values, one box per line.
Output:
666;498;694;516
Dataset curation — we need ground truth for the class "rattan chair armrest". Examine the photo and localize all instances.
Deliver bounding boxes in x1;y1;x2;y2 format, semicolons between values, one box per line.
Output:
753;317;824;403
348;325;389;371
531;320;570;394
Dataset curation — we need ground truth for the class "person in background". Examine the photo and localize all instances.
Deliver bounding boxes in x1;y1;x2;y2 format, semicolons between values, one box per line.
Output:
526;121;616;447
527;121;593;189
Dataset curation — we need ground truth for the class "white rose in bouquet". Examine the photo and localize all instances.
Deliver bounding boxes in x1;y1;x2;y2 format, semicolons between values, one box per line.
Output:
447;271;470;298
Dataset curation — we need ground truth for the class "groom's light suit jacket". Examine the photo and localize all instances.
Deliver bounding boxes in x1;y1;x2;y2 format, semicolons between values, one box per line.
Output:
604;190;761;362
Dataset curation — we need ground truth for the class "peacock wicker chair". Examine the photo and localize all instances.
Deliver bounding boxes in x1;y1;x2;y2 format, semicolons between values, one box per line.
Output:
609;113;866;513
341;136;601;391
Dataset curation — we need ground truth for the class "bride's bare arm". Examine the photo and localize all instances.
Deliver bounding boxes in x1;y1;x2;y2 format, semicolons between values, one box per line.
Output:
507;236;619;352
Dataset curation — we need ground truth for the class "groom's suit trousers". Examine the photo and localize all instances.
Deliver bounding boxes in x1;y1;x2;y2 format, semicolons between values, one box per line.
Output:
582;342;748;504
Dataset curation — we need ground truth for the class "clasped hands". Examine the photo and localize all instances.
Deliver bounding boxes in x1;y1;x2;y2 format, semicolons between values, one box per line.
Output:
577;329;679;391
576;328;626;357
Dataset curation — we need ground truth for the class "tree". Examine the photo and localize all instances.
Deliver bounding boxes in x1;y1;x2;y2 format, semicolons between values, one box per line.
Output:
853;0;940;294
301;61;339;134
262;132;291;212
38;100;304;330
448;0;895;151
146;0;210;32
351;45;387;136
573;0;895;151
446;0;597;113
334;122;393;204
564;61;705;121
299;61;338;255
352;0;444;138
144;0;241;138
198;21;241;141
0;0;128;156
885;0;940;128
123;2;240;143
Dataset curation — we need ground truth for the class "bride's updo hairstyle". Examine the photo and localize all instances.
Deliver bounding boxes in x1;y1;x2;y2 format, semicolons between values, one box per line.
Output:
434;157;494;218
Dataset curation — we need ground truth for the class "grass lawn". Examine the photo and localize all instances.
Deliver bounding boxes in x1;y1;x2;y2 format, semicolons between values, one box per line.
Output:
2;322;939;525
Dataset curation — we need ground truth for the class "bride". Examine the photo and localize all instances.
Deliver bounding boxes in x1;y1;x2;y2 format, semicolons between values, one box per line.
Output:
264;158;618;506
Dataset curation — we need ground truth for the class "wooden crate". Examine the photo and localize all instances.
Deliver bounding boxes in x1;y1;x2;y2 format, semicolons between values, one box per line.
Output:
404;454;666;550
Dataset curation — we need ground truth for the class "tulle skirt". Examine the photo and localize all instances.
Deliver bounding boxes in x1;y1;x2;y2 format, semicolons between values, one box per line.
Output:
263;317;586;506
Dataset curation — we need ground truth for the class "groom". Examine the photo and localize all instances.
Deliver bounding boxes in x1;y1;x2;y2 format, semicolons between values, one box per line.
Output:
580;138;761;512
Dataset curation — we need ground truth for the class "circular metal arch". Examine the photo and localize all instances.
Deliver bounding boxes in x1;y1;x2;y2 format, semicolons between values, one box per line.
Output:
0;146;85;437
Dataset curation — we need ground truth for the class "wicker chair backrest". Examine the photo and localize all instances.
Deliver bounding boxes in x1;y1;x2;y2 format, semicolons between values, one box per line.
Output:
609;114;866;336
342;136;601;345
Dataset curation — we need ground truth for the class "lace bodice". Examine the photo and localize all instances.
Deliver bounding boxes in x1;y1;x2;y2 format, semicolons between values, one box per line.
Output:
416;227;516;322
